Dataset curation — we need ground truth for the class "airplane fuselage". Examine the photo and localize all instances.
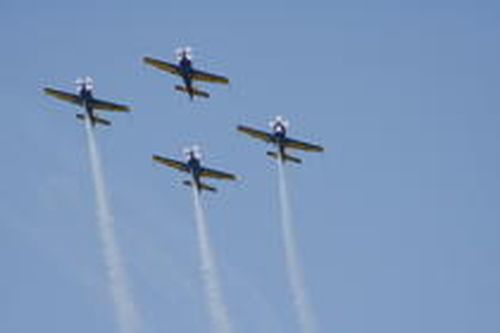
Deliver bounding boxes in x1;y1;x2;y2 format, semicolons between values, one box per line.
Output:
78;88;98;125
272;124;288;158
178;57;195;98
77;87;109;127
186;155;203;190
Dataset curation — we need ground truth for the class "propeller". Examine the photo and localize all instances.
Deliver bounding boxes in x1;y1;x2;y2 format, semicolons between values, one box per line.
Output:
269;115;290;130
191;144;202;160
75;76;94;92
176;46;193;61
183;145;202;160
182;147;191;159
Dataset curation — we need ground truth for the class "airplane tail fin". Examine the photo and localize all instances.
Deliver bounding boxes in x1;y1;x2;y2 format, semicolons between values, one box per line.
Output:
267;151;302;164
182;180;217;193
175;85;210;98
76;113;111;127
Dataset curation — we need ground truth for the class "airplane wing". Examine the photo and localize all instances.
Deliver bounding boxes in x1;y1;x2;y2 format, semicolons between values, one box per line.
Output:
200;167;237;181
91;98;130;112
191;69;230;84
44;88;82;106
283;137;324;152
143;56;181;76
237;125;273;143
153;155;190;173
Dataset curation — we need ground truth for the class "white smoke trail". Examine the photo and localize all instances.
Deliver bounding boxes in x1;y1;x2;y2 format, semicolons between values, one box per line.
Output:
276;158;318;333
192;186;233;333
84;118;142;333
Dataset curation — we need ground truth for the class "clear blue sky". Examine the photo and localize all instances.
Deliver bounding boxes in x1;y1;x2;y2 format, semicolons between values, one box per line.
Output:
1;1;499;332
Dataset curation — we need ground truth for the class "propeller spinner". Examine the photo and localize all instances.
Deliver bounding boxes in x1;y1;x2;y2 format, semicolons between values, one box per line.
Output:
269;115;289;132
183;145;202;161
176;46;193;61
75;76;94;92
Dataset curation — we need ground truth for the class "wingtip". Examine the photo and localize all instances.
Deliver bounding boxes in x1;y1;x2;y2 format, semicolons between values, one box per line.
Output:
143;56;155;66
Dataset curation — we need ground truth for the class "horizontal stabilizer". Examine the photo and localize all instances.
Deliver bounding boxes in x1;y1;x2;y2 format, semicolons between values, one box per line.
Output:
175;85;210;98
267;151;302;164
76;113;111;127
183;180;217;193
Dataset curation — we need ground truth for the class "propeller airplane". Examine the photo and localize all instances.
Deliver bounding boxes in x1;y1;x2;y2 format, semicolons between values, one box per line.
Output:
43;77;130;127
153;146;237;193
144;47;229;100
237;116;324;164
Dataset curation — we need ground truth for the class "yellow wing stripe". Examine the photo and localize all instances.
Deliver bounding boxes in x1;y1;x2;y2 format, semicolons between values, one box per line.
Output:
237;125;273;143
192;69;230;84
153;155;189;173
91;98;130;112
44;88;81;105
200;167;237;181
284;138;324;152
144;56;181;76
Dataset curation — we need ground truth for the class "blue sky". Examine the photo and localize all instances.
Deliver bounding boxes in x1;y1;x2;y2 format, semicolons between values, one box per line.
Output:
1;1;499;332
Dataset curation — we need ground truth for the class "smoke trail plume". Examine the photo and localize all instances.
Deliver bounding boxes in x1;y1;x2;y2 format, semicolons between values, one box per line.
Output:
276;158;318;333
84;118;142;333
192;186;233;333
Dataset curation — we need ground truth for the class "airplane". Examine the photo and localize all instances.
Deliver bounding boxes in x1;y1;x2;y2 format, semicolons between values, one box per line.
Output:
153;146;237;193
143;47;229;100
237;116;324;164
43;76;130;127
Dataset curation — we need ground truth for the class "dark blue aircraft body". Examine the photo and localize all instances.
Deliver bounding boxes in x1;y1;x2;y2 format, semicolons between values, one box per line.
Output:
144;48;230;100
44;77;130;127
237;117;325;164
153;148;237;193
